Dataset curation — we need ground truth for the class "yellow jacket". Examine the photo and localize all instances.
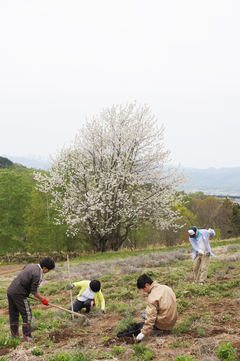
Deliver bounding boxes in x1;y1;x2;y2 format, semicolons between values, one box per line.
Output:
141;281;178;334
73;280;105;310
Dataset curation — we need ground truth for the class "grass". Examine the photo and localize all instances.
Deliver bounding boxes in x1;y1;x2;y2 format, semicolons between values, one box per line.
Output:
47;351;93;361
131;343;155;361
0;334;22;349
113;316;136;336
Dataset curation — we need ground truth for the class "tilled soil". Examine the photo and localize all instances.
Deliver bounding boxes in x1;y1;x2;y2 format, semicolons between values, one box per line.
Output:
1;247;240;360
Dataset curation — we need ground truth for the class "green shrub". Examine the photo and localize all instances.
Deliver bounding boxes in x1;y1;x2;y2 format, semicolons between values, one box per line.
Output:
0;335;22;349
110;346;125;357
171;319;191;334
216;342;237;361
32;309;44;319
31;349;44;356
175;356;195;361
113;316;135;336
35;318;62;331
131;343;155;361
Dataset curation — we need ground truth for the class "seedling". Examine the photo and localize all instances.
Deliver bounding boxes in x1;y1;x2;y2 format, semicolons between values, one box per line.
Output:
131;343;155;361
216;342;237;361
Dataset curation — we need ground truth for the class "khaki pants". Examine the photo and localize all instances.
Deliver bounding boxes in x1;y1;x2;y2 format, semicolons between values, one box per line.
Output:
193;253;210;283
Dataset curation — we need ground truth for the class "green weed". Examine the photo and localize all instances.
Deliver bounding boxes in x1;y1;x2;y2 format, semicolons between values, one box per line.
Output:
171;341;191;348
113;316;135;336
197;327;206;337
32;309;44;319
201;312;213;324
176;299;193;314
223;314;233;323
216;342;237;361
175;356;195;361
131;343;155;361
110;345;125;357
47;351;92;361
95;350;112;359
35;318;62;331
101;335;110;343
0;335;22;349
171;319;191;334
31;349;44;356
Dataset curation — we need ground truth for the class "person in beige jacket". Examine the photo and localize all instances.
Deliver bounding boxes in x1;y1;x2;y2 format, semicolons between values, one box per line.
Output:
136;274;178;341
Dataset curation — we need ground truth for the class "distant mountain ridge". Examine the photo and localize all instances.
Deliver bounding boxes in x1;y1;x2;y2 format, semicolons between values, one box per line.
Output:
178;165;240;196
2;155;240;196
2;154;50;170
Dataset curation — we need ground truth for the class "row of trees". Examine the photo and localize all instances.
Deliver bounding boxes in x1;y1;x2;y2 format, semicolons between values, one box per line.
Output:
1;165;239;254
1;166;240;254
1;103;240;254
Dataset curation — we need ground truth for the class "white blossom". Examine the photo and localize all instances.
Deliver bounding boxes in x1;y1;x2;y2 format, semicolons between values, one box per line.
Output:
34;103;187;251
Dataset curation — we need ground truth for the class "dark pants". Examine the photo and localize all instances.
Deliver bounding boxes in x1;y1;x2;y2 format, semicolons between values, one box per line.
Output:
68;299;94;313
7;293;32;325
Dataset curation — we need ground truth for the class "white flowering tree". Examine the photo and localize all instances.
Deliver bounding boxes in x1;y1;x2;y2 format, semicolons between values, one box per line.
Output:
35;103;187;252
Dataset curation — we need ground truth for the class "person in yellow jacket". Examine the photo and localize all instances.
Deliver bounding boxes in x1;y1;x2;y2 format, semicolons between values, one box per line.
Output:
136;274;178;341
68;280;106;314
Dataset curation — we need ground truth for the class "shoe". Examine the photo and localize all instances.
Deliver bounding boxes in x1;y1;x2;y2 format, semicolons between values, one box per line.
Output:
22;336;33;341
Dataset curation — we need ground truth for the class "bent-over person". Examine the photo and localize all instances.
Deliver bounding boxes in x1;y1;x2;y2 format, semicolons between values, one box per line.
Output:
188;226;216;284
68;280;106;314
7;257;55;341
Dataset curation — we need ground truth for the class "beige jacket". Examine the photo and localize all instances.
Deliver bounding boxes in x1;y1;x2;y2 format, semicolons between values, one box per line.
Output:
141;281;178;335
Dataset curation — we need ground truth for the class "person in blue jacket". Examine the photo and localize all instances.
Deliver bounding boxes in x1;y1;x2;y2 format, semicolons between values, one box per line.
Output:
188;226;216;284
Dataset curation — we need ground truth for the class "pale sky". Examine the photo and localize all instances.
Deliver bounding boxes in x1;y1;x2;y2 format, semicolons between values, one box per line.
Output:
1;0;239;169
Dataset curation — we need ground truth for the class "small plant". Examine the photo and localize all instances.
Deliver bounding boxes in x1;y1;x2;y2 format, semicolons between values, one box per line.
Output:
171;341;191;348
47;351;92;361
175;356;195;361
131;343;155;361
0;335;22;349
171;319;191;334
216;342;237;361
223;314;233;323
31;349;44;356
197;327;206;337
101;335;109;344
113;316;135;335
201;312;213;324
110;346;125;357
32;309;44;319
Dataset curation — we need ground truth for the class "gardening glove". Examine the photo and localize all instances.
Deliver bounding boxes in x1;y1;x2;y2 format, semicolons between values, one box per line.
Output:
136;332;145;341
68;284;75;290
101;309;106;314
41;299;49;306
208;228;214;235
198;249;204;255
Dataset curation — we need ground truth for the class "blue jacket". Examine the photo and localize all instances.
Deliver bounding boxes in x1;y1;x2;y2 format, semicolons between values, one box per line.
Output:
189;229;216;260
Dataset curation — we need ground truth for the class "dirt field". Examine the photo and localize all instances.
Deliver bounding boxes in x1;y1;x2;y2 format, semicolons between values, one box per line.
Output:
1;245;240;360
0;265;24;276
